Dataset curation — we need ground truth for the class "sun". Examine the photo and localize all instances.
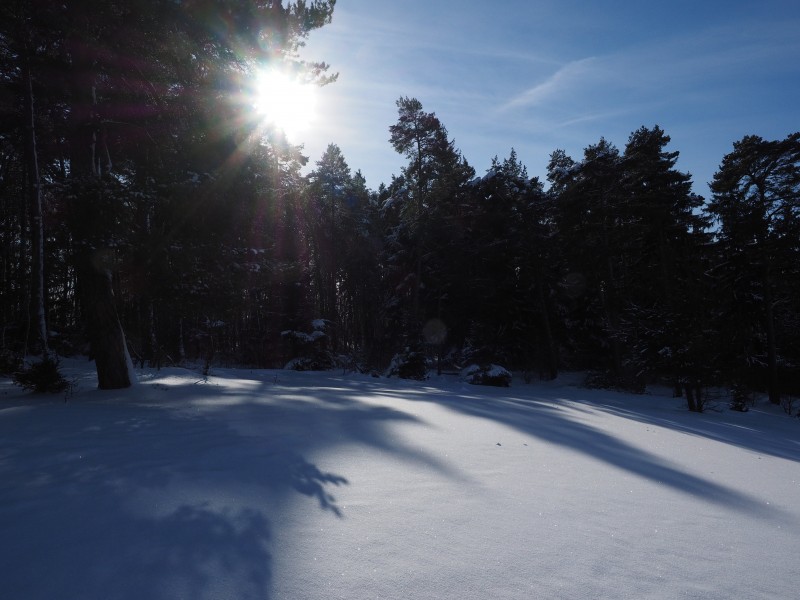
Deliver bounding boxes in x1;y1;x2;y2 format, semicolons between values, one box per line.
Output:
251;68;317;141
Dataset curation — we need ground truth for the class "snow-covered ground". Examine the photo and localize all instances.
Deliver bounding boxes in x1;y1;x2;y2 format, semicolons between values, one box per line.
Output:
1;360;798;600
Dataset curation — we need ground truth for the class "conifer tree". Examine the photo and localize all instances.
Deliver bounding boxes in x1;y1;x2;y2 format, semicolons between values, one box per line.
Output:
708;132;800;403
387;97;473;350
466;151;557;374
617;126;708;393
303;144;377;355
0;1;336;385
549;139;626;377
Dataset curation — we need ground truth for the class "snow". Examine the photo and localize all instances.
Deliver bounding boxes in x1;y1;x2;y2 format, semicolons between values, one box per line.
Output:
485;364;511;378
2;359;799;600
281;329;325;343
462;363;512;385
382;191;406;212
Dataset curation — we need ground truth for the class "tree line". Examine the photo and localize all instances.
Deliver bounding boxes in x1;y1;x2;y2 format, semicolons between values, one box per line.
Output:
1;2;798;410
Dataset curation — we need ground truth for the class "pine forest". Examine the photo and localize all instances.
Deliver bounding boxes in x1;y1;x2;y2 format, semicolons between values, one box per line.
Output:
2;1;799;413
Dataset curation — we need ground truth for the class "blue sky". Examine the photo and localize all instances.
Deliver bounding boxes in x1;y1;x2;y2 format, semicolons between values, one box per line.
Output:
299;0;799;198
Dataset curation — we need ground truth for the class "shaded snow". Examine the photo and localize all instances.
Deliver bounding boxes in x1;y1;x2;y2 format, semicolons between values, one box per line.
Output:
1;360;799;599
280;329;325;343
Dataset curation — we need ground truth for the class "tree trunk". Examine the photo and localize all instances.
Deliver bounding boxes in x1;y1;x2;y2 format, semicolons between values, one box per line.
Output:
534;267;558;380
148;300;160;369
23;39;49;358
67;53;134;388
685;382;698;412
78;255;132;389
762;269;780;404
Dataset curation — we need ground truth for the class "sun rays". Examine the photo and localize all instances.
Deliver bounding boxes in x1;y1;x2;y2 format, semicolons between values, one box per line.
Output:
249;68;318;142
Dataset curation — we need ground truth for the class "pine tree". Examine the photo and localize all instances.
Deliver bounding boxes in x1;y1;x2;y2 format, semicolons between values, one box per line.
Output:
387;96;473;351
0;1;337;385
465;150;557;375
617;126;709;394
549;139;626;378
303;144;378;356
707;133;800;403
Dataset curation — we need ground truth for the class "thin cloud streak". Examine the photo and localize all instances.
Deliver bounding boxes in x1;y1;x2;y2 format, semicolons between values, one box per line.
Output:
498;57;600;113
298;1;799;194
496;16;799;133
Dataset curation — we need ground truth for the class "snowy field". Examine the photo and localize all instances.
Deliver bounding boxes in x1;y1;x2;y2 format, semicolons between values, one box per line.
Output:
1;359;799;600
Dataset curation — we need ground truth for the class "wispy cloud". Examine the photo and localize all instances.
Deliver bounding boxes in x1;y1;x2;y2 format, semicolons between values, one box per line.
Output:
554;107;642;129
498;57;599;112
300;1;800;191
496;15;800;118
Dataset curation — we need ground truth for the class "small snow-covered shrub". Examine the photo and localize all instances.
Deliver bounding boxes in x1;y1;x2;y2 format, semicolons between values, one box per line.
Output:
385;347;427;380
780;394;798;417
284;355;334;372
583;370;645;394
282;319;334;372
462;364;512;387
729;383;750;412
583;370;616;390
13;356;69;394
336;353;365;375
0;349;22;375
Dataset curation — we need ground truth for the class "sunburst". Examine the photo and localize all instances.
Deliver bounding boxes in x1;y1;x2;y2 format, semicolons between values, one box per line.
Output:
250;68;317;141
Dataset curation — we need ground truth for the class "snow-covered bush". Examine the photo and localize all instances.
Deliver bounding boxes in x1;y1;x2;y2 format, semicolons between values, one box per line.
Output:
729;383;750;412
583;370;645;394
284;355;334;371
0;349;22;375
462;364;512;387
282;320;334;371
385;347;427;380
780;394;798;417
281;328;327;345
335;353;365;375
13;356;69;394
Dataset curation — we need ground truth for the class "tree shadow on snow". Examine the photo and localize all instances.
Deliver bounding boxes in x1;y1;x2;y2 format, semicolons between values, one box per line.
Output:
565;391;800;464
0;367;438;600
369;377;797;522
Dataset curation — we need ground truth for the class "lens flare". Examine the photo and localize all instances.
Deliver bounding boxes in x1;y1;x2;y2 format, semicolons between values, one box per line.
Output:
251;68;317;141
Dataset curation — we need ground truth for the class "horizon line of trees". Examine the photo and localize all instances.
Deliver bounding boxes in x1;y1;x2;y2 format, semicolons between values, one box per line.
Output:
2;3;799;411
